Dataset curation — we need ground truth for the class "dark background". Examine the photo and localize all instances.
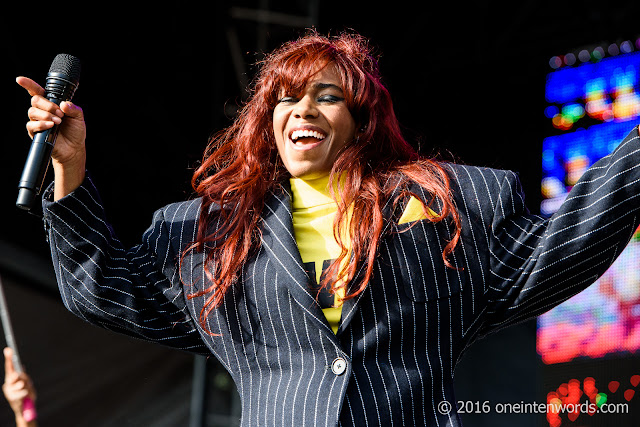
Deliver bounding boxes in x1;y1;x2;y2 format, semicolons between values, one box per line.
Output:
1;2;639;426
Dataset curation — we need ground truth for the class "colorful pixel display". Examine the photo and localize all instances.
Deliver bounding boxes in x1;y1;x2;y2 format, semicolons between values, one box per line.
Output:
538;42;640;427
538;46;640;365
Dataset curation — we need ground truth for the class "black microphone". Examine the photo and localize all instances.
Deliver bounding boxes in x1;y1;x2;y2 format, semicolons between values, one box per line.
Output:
16;53;81;211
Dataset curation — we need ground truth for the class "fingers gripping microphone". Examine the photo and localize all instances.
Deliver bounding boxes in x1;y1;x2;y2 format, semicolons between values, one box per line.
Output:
16;54;81;211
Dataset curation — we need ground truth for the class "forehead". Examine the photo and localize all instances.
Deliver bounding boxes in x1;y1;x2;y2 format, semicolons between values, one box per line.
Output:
277;62;344;94
308;64;342;85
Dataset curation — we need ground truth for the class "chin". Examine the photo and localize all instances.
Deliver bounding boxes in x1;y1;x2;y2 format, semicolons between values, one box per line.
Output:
283;161;323;179
288;168;329;180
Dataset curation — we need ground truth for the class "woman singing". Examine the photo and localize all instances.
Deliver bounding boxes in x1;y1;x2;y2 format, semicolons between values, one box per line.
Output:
17;31;640;426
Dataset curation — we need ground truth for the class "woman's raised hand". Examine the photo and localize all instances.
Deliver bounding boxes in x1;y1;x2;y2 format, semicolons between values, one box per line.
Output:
17;76;86;200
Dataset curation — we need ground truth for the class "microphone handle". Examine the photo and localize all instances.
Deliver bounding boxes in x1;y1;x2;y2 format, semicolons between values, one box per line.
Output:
16;99;62;211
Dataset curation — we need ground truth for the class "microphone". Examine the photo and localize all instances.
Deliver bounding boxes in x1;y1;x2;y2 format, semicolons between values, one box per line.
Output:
16;53;81;211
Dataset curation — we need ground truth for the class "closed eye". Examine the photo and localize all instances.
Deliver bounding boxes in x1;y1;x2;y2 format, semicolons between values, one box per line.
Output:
318;95;344;103
278;96;299;103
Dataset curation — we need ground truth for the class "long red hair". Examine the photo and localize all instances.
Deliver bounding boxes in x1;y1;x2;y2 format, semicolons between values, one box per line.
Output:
186;30;461;329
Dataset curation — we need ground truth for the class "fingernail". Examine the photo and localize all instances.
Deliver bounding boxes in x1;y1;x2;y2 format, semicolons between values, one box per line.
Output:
52;116;62;124
55;109;64;118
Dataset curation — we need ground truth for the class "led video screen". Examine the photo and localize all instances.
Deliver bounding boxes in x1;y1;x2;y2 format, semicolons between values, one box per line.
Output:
538;41;640;427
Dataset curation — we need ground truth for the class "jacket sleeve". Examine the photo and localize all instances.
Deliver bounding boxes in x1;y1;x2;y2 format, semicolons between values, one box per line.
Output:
42;175;209;354
481;126;640;335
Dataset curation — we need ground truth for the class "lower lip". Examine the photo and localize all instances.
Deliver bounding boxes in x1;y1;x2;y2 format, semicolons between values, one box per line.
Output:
289;138;326;151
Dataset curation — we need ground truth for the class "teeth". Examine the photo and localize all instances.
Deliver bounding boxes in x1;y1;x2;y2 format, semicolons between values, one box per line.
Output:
291;129;326;142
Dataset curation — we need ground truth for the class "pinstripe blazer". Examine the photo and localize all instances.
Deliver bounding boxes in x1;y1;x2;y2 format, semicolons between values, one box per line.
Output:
43;127;640;426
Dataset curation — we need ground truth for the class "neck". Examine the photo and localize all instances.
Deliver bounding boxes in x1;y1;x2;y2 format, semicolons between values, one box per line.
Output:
289;174;333;209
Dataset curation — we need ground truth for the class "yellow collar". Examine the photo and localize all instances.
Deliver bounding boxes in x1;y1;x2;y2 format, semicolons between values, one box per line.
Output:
289;175;335;209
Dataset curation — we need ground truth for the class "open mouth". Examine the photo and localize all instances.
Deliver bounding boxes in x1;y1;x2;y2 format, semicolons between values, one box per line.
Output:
290;129;327;145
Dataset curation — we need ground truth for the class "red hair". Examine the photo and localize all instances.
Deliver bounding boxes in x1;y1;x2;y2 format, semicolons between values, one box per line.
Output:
186;30;461;330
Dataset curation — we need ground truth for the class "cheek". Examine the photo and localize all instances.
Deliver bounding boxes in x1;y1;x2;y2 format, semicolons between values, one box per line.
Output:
271;115;290;167
332;113;357;144
272;105;291;131
272;112;286;145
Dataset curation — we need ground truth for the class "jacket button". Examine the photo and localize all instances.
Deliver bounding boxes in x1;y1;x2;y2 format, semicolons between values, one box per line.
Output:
331;357;347;375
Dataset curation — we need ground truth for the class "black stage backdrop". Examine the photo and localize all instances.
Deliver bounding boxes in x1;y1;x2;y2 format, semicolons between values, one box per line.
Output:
1;3;639;426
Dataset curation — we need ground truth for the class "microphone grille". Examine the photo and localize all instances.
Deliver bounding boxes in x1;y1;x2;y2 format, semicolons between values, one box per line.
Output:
49;54;81;82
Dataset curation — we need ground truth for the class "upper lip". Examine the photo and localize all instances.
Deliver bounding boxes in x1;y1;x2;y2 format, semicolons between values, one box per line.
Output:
287;125;327;141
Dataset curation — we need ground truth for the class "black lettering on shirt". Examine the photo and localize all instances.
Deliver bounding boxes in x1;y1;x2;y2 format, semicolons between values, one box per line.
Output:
303;259;335;309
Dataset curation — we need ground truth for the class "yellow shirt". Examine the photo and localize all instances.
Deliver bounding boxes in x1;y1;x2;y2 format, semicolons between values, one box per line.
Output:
290;176;435;334
290;176;346;334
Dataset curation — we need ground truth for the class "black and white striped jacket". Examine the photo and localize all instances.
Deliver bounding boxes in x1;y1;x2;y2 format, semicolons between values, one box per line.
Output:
43;127;640;426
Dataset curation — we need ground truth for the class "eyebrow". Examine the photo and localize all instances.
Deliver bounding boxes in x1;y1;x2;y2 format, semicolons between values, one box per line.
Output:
311;82;343;92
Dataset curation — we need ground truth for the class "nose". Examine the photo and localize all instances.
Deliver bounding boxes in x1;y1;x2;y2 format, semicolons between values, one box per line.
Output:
292;95;318;119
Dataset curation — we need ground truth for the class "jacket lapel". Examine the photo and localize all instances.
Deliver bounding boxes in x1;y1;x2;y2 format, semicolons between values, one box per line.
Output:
259;177;407;338
260;183;337;336
336;177;406;336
